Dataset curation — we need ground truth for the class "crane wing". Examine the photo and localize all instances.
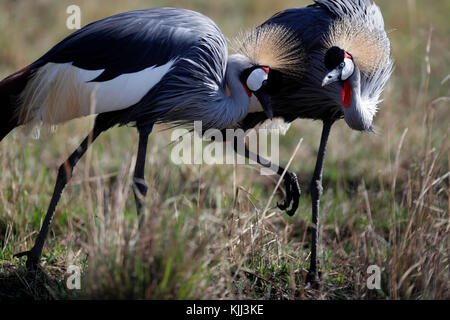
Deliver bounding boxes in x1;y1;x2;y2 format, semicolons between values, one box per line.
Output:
16;8;228;126
314;0;386;31
34;8;219;81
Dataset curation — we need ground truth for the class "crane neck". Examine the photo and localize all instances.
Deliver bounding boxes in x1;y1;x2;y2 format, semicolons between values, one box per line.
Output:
216;54;252;129
343;66;374;131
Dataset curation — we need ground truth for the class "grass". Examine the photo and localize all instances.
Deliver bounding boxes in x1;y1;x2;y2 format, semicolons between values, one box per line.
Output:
0;0;449;299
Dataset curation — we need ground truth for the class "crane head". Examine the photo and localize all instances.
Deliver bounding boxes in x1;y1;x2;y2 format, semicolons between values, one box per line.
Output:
241;65;274;120
321;46;378;132
322;46;355;87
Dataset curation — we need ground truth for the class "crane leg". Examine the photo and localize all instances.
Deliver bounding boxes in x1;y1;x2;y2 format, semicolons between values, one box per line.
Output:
233;136;301;216
306;119;334;287
14;114;115;271
132;125;153;217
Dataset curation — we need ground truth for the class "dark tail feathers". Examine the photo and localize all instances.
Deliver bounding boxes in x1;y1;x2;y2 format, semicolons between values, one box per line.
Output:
0;65;33;141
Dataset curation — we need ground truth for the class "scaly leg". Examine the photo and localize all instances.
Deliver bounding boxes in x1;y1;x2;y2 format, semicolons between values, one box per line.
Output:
132;125;153;216
14;114;115;271
306;119;334;286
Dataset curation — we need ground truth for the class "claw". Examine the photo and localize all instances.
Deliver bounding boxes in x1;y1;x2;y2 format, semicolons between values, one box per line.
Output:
277;201;288;211
305;270;321;289
286;206;297;217
13;250;30;259
277;172;301;216
14;249;40;272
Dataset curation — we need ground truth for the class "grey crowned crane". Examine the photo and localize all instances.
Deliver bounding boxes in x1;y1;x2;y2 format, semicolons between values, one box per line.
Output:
235;0;393;284
0;8;305;271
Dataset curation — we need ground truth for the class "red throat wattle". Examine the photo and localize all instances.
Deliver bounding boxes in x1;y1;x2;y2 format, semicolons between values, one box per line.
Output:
241;82;252;97
341;80;352;108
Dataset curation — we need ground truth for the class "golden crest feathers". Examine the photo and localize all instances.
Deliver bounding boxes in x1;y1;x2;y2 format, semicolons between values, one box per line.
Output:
232;24;306;78
324;18;391;75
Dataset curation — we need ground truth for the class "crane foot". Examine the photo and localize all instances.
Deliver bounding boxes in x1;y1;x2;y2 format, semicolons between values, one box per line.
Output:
14;249;40;272
305;270;321;289
277;171;301;216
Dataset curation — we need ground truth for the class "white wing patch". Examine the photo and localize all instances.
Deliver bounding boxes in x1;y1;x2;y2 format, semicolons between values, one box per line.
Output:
18;60;176;125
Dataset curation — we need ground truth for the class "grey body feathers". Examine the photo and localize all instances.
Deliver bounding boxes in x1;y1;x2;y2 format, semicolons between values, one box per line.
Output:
5;8;254;134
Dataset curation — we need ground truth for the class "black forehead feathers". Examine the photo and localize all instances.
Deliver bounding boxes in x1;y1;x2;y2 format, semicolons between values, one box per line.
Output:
324;46;345;70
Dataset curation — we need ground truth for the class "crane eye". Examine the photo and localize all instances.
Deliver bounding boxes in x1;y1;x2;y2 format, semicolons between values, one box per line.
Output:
339;61;345;69
246;68;269;92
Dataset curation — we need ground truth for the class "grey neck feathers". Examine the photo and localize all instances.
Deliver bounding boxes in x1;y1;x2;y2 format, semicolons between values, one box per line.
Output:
214;54;251;129
159;54;252;132
343;66;374;132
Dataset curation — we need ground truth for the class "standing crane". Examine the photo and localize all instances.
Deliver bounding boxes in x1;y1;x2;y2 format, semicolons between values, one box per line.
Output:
234;0;393;285
0;8;305;271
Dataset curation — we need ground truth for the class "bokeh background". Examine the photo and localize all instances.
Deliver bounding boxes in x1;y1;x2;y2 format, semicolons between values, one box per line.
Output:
0;0;448;299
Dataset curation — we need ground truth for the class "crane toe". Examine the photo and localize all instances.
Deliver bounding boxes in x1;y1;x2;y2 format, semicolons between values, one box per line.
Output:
277;171;301;216
14;249;40;272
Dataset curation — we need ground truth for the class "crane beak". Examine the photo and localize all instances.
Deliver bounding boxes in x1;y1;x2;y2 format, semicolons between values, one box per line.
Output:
254;88;273;120
322;68;341;87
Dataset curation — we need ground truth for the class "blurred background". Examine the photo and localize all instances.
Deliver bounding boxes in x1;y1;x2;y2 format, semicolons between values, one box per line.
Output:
0;0;448;299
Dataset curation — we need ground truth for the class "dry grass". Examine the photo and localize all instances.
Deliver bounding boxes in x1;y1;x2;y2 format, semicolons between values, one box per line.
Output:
0;0;449;299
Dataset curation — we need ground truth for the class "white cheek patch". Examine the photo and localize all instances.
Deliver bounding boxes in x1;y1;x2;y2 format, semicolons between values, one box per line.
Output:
341;58;355;81
246;68;268;92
